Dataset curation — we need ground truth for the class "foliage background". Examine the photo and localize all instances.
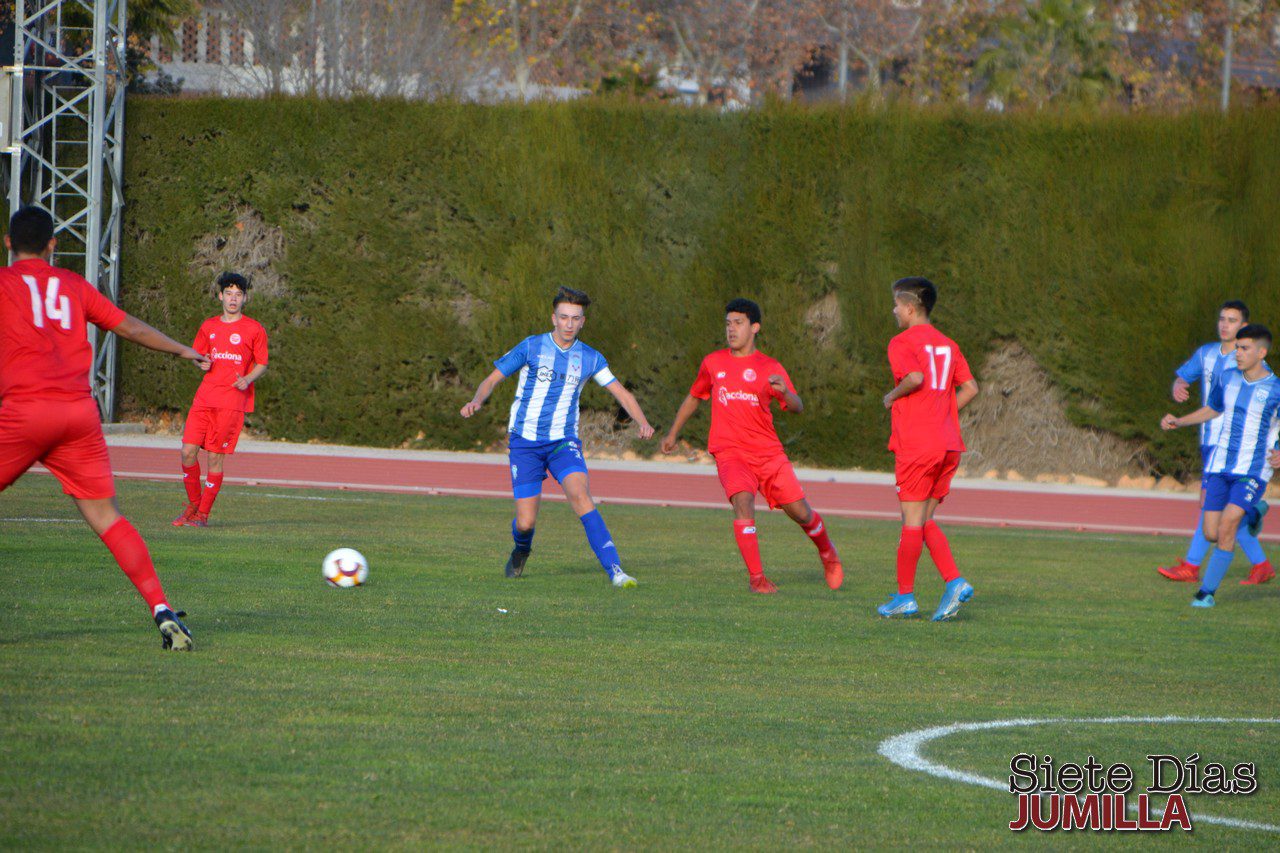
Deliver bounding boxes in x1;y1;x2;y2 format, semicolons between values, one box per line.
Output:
119;98;1280;475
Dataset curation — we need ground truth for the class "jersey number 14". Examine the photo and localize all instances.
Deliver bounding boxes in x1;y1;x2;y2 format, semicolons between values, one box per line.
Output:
24;275;71;331
924;344;952;391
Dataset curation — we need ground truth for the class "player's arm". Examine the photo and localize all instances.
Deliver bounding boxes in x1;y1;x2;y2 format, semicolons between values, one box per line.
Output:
956;378;979;411
1172;352;1202;403
113;314;209;369
883;371;924;409
768;375;803;414
661;394;702;453
1161;406;1221;431
460;368;506;418
233;364;268;391
604;381;655;440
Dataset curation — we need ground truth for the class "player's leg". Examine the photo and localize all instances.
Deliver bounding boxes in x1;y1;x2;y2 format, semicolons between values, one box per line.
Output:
506;444;546;578
1159;468;1211;580
0;401;48;495
716;452;772;592
919;452;974;621
193;410;242;524
555;445;635;588
771;458;842;589
879;453;930;617
1192;475;1237;608
175;406;207;525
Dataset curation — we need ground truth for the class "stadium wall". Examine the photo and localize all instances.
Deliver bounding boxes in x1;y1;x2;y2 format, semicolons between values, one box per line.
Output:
119;99;1280;476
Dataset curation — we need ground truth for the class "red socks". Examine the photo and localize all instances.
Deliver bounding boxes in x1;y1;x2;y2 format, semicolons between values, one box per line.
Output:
100;518;167;611
198;472;224;515
896;525;924;594
733;519;765;579
801;511;836;557
923;520;961;583
181;462;202;503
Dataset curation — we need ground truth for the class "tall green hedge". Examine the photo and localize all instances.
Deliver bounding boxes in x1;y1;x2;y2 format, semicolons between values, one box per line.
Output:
118;99;1280;475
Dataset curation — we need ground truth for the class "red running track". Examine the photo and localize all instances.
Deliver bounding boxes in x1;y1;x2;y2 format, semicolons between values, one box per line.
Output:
57;440;1268;542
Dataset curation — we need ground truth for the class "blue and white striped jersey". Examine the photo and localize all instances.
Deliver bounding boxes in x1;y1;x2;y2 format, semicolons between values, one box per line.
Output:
494;333;616;444
1205;369;1280;482
1177;342;1238;448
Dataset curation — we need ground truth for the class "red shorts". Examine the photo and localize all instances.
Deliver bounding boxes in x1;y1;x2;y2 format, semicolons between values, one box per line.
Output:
0;397;115;499
714;450;806;510
183;405;245;454
895;449;962;503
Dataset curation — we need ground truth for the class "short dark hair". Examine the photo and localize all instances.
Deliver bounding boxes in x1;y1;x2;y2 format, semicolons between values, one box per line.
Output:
1220;300;1249;322
217;271;250;293
8;206;54;255
1236;323;1272;350
552;287;590;309
725;298;761;325
892;277;937;316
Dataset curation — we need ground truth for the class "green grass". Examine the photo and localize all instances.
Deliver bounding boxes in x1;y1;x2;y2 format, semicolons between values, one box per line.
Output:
2;475;1277;848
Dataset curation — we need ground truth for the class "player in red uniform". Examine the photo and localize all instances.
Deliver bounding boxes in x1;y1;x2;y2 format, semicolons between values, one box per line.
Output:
661;298;843;593
172;272;269;527
878;277;980;621
0;206;205;649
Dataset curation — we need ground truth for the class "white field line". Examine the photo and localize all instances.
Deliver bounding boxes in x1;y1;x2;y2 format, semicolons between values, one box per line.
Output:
878;716;1280;834
0;517;80;523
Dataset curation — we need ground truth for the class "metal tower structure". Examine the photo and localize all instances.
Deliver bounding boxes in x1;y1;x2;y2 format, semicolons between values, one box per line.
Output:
3;0;127;421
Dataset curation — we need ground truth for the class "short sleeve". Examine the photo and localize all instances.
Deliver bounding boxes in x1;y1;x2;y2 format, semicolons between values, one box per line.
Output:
253;325;269;366
689;357;713;400
1207;378;1225;412
1176;350;1203;384
493;338;530;376
79;278;125;331
591;352;616;387
952;349;973;386
887;337;925;379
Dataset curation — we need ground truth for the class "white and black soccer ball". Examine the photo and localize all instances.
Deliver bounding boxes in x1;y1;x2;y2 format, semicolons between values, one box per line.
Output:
323;548;368;588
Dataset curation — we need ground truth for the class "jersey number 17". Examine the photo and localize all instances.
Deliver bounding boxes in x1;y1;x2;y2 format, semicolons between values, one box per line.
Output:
923;344;952;391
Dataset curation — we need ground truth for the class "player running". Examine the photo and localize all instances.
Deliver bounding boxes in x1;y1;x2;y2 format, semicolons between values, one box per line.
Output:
660;298;843;593
1158;300;1272;585
1161;324;1280;606
877;277;980;621
460;287;654;587
172;272;268;528
0;206;204;649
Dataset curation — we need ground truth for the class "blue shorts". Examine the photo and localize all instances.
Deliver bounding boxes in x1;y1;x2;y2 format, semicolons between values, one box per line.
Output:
1203;472;1266;514
1200;445;1214;490
508;438;589;500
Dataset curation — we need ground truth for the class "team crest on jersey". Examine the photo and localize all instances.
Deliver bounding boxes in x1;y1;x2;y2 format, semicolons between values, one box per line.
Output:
230;333;242;345
743;368;757;382
511;464;518;478
716;371;726;379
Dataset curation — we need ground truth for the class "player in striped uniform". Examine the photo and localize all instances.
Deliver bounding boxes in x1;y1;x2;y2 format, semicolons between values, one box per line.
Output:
1162;325;1280;606
460;287;654;587
1158;301;1272;585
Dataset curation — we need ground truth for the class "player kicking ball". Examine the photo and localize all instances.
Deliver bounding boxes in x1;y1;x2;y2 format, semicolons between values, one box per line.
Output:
0;206;203;649
172;272;269;528
460;287;654;588
878;277;979;621
661;298;843;593
1158;300;1272;585
1161;324;1280;607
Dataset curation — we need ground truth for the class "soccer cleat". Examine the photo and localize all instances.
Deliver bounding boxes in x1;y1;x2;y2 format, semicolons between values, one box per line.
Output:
504;547;530;578
1240;561;1275;585
749;575;778;594
931;578;975;621
1190;592;1215;608
1157;560;1200;582
171;501;198;527
820;551;844;590
877;592;918;617
1246;500;1269;538
182;512;209;528
154;608;193;651
610;568;638;588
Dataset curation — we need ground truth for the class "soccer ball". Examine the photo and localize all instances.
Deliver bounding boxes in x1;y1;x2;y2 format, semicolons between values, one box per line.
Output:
323;548;368;588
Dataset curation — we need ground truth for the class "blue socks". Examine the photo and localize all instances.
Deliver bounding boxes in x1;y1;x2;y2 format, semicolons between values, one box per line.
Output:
1237;527;1267;566
1184;512;1211;566
579;509;621;575
1199;548;1234;595
512;519;534;552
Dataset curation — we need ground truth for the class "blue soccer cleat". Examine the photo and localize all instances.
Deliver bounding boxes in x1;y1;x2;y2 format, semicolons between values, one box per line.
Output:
931;578;975;622
1247;500;1269;538
877;593;919;617
154;608;193;651
1191;593;1215;608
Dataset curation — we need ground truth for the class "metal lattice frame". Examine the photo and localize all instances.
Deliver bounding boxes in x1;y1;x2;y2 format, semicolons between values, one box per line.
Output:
5;0;127;421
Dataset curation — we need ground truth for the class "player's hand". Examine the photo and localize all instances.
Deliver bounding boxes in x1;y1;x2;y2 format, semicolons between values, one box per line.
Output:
883;392;894;410
182;347;211;371
1160;414;1180;431
232;373;251;391
636;422;655;440
768;375;787;395
1172;378;1190;403
660;434;678;454
1269;449;1280;468
460;400;482;418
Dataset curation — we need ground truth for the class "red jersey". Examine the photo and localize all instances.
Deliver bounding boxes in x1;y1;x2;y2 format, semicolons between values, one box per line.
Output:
0;258;125;402
191;315;268;412
887;323;973;454
690;349;797;456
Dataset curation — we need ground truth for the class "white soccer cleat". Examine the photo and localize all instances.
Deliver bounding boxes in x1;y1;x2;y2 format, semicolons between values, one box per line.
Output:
611;570;638;588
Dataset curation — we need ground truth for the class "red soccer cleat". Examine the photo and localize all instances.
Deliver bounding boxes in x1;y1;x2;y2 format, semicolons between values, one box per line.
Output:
1157;560;1200;582
182;512;209;528
171;501;198;527
749;575;778;594
1240;561;1275;585
821;551;844;590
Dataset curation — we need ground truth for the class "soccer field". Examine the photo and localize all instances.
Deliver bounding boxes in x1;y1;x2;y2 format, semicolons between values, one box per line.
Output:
2;475;1277;847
